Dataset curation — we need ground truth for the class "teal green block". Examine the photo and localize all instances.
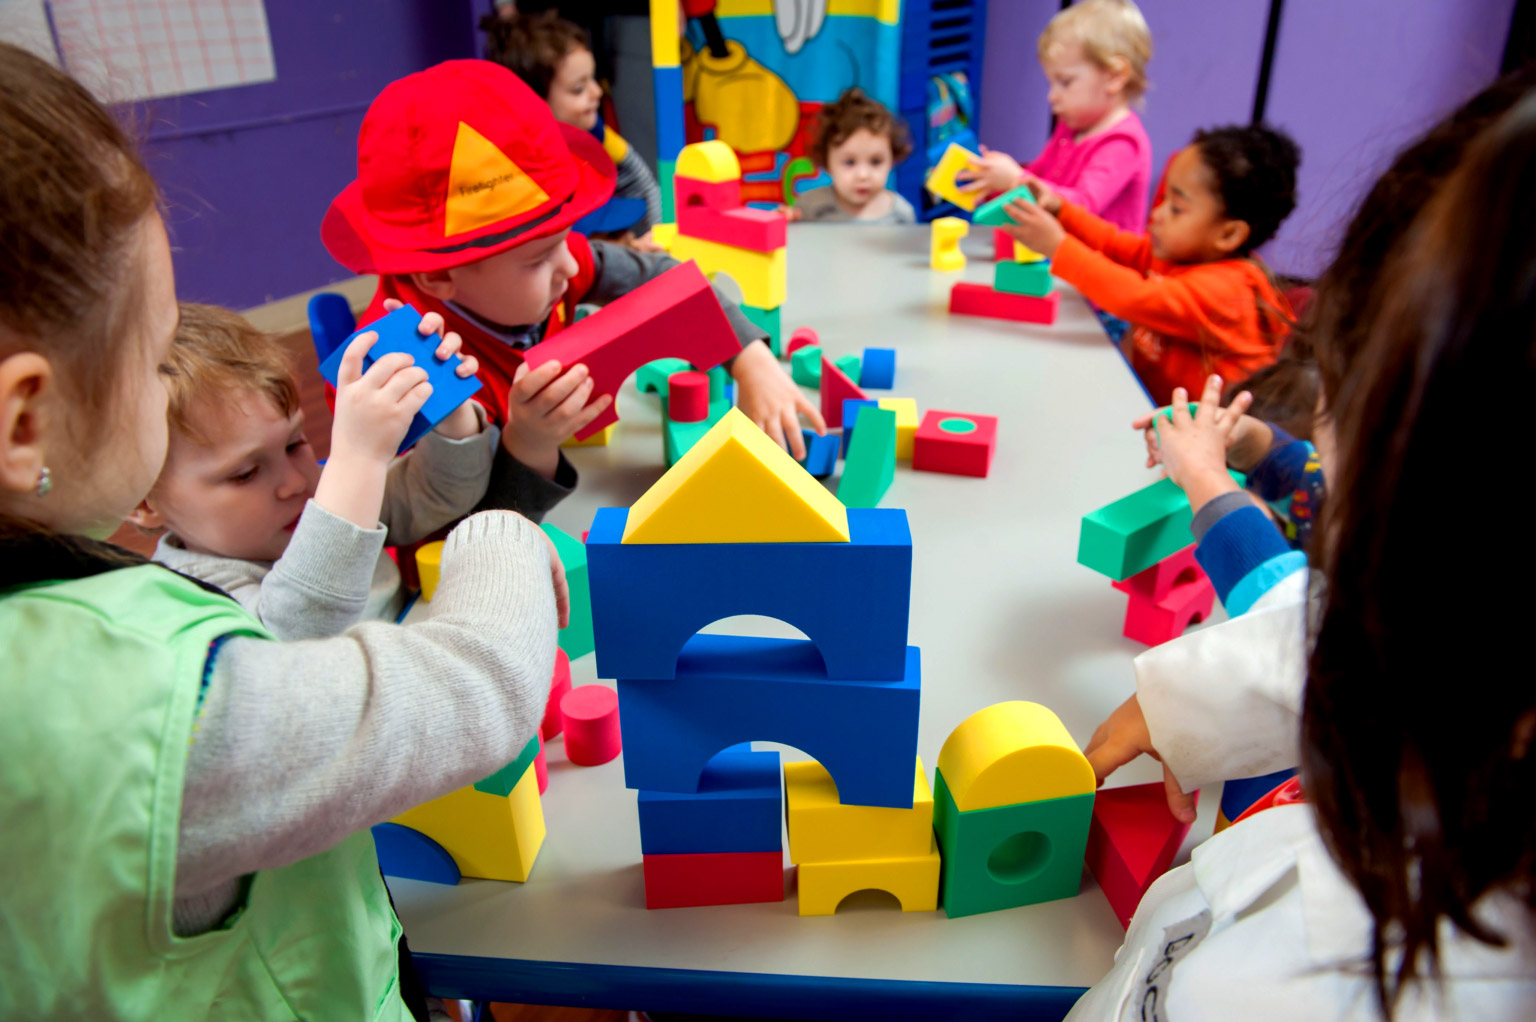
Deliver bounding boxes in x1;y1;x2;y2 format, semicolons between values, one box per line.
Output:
473;733;540;797
706;364;730;401
838;407;896;508
933;769;1093;919
791;345;822;387
1077;471;1245;581
662;395;731;466
994;260;1053;297
834;353;861;383
742;304;783;357
659;159;676;223
541;523;593;660
972;185;1036;227
637;357;692;396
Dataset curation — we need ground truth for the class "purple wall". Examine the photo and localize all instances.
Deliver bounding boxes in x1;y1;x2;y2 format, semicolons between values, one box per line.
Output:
978;0;1056;161
138;2;478;310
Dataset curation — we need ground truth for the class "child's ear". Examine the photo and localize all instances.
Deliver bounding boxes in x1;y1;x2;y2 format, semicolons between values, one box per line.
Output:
126;496;165;531
0;351;50;497
409;268;457;302
1104;56;1132;98
1215;219;1252;258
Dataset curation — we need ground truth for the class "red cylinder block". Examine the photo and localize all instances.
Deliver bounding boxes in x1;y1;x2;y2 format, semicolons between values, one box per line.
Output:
542;648;571;739
786;327;819;356
561;685;622;766
667;370;710;422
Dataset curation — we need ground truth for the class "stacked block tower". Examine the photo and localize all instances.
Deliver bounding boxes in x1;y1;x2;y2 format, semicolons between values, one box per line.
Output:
948;186;1061;326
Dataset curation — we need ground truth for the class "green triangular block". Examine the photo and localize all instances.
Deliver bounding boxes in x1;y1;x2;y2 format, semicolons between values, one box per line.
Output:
474;733;541;796
973;185;1037;227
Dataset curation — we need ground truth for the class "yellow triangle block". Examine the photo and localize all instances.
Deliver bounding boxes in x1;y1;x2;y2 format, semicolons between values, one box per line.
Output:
937;701;1095;811
444;122;551;237
623;407;850;544
391;767;544;882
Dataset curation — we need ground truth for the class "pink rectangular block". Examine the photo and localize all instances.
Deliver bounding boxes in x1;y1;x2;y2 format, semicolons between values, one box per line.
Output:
674;176;741;212
642;850;785;909
677;205;787;252
949;283;1060;325
1111;545;1204;604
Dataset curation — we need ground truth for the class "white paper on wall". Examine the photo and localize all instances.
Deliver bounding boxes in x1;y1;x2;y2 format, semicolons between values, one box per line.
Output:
0;0;61;64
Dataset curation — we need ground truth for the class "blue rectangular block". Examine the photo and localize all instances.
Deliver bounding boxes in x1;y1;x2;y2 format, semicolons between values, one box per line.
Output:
860;348;896;389
840;398;879;457
798;429;839;478
637;745;782;854
653;66;685;162
317;305;482;454
619;635;922;809
588;507;912;681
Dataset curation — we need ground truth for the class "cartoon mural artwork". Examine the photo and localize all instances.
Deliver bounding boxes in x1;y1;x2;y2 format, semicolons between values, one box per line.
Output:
775;0;829;54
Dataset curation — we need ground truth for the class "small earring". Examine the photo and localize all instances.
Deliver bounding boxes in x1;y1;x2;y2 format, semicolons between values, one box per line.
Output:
35;465;51;498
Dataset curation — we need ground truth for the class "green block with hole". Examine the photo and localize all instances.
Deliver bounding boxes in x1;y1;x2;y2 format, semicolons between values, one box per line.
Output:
791;345;822;387
1078;471;1245;581
838;407;896;508
834;353;861;383
742;304;783;357
540;523;593;660
637;357;692;396
994;260;1054;297
972;185;1037;227
933;768;1092;918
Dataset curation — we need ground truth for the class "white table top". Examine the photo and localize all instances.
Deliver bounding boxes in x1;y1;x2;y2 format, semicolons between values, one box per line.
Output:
392;224;1223;999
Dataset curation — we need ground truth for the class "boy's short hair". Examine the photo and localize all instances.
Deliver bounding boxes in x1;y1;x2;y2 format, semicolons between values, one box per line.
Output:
1191;123;1302;253
808;88;912;169
481;10;589;99
1038;0;1152;102
162;302;299;444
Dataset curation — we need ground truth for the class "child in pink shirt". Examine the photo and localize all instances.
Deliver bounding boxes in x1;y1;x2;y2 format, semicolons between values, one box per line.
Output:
959;0;1153;233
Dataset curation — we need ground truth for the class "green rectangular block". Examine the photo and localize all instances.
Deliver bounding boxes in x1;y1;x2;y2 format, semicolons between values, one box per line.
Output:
791;345;822;387
933;769;1093;919
742;304;783;357
1077;472;1244;581
540;522;593;660
658;159;676;223
994;260;1053;297
972;185;1036;227
838;407;896;508
661;395;731;467
473;733;541;797
834;353;861;383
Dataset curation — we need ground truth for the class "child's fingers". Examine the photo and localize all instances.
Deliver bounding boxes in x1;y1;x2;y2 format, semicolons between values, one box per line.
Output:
1085;728;1145;787
549;375;597;422
758;408;787;453
417;311;446;338
358;351;416;389
782;409;807;460
454;353;479;378
338;332;380;386
381;298;403;312
1194;376;1224;422
381;364;431;403
533;364;592;413
566;391;612;433
1167;388;1193;426
399;376;434;417
511;360;562;401
1131;412;1155;431
1162;764;1197;824
1002;199;1033;224
433;330;463;361
797;392;827;434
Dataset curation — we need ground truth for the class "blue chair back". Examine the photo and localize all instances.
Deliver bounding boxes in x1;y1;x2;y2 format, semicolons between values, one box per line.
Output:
306;292;357;364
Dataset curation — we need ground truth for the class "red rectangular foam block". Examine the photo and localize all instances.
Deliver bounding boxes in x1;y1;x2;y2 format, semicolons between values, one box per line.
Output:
677;206;787;252
522;262;739;439
1086;783;1198;929
674;176;741;213
949;282;1060;325
1111;544;1204;605
1119;572;1215;646
820;354;867;429
911;409;998;478
642;850;785;909
993;228;1013;261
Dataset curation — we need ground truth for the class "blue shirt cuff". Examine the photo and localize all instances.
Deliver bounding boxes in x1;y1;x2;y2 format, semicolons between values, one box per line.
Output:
1195;505;1293;606
1225;551;1308;617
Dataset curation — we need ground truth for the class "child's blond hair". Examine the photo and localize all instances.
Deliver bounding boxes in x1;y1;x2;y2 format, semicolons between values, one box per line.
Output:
161;302;299;445
1038;0;1152;102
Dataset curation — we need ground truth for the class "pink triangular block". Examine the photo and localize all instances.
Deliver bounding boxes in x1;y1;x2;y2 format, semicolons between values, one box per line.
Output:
820;355;867;429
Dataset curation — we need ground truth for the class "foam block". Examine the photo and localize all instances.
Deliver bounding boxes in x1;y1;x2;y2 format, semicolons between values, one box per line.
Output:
534;729;548;794
473;733;542;797
617;635;922;809
859;348;895;389
994;260;1053;297
589;506;911;681
637;357;693;395
785;757;933;864
949;283;1060;325
638;745;782;854
791;344;822;387
562;422;615;447
678;205;788;253
675;139;740;182
924;144;982;211
838;407;897;509
741;303;782;357
391;767;545;882
668;232;787;309
786;327;819;357
1078;473;1242;581
798;429;839;478
797;837;940;916
416;541;443;601
522;262;739;439
993;228;1015;262
912;410;998;478
834;353;862;385
674;176;741;213
937;701;1095;812
820;355;868;430
1110;544;1203;604
878;397;918;461
839;398;880;457
642;850;784;909
972;184;1035;227
653;66;685;161
561;685;622;766
542;649;571;738
372;823;461;885
661;394;731;467
930;216;967;272
541;524;593;660
667;370;710;422
317;305;483;454
1120;573;1216;646
1086;783;1198;929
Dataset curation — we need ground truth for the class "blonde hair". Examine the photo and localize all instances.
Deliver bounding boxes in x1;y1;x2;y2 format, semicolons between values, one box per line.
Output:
161;302;299;445
1038;0;1152;102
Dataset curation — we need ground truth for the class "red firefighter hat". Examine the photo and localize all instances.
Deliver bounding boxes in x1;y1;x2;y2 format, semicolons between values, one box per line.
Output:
322;59;616;274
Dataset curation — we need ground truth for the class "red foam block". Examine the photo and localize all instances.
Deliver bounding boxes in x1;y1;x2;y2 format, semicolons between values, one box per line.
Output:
786;327;818;357
642;850;785;909
1111;544;1204;605
993;228;1013;261
541;648;571;739
522;262;739;439
1086;783;1198;929
560;685;622;766
820;355;867;429
535;727;548;795
1120;572;1215;647
949;282;1060;324
675;176;741;213
667;370;711;422
912;409;998;478
677;205;787;252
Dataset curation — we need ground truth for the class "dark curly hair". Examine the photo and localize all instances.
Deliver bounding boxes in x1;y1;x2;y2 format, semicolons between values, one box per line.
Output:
808;88;912;169
480;10;588;100
1190;124;1300;254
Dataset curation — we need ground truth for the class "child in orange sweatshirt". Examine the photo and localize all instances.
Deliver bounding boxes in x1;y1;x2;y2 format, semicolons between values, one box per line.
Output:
1003;124;1300;404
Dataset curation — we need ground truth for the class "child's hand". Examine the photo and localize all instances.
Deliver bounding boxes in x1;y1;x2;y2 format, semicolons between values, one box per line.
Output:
539;526;571;630
955;144;1023;195
1019;170;1063;214
614;230;667;254
378;300;484;441
999;199;1066;257
1083;694;1198;824
778;203;803;223
330;332;432;465
732;340;825;460
505;361;612;478
1133;376;1248;511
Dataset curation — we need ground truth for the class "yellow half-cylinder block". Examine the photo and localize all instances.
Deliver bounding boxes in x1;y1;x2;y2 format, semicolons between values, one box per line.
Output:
930;216;967;272
925;143;982;212
937;701;1096;812
676;140;741;184
562;422;615;447
391;767;545;882
416;541;444;602
667;232;786;309
623;407;850;544
649;0;679;66
796;836;942;916
786;757;933;864
878;398;919;461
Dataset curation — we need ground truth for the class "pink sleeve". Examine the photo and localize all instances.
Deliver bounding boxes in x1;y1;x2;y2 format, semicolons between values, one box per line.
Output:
1043;136;1145;217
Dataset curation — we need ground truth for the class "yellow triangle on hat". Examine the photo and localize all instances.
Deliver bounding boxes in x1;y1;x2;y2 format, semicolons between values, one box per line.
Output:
622;408;850;544
444;121;551;237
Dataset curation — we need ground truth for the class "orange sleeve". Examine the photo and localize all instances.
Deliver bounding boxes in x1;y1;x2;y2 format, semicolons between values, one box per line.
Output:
1056;201;1154;271
1052;242;1256;346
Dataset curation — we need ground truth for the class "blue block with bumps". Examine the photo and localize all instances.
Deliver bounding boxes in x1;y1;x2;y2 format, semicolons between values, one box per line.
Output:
637;744;783;854
798;429;839;478
860;347;896;389
840;399;879;457
587;506;912;681
318;304;482;454
371;823;461;886
619;635;922;809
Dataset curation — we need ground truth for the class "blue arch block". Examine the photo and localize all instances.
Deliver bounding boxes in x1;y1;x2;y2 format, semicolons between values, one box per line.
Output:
371;822;461;885
618;635;921;809
587;507;912;681
637;744;783;854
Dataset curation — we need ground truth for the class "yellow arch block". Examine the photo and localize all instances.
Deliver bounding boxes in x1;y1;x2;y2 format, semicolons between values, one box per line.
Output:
667;232;786;309
624;408;850;544
391;767;544;882
925;143;982;212
796;837;941;916
930;216;967;272
785;757;932;865
937;701;1095;812
676;140;741;184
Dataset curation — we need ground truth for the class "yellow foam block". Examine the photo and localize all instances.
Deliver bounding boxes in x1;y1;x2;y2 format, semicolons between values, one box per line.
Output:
668;232;787;309
676;140;741;184
796;836;942;916
562;422;615;448
930;216;967;272
652;222;678;248
391;768;544;882
786;757;933;864
1014;240;1046;263
925;143;982;212
878;398;918;461
937;701;1095;812
624;408;850;544
649;0;679;66
416;541;444;602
